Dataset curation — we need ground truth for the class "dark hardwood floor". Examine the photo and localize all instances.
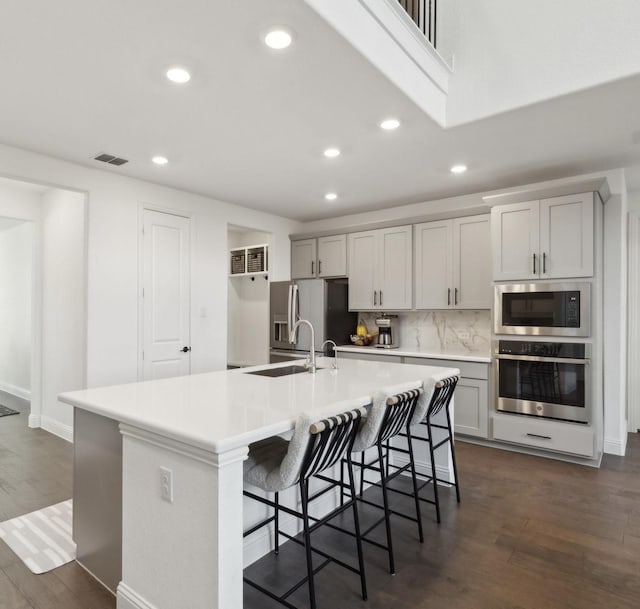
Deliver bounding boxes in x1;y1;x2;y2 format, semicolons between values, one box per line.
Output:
0;392;114;609
1;390;638;609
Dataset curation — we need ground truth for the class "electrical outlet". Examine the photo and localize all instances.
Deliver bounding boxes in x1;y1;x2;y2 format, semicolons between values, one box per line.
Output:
160;467;173;503
458;331;470;340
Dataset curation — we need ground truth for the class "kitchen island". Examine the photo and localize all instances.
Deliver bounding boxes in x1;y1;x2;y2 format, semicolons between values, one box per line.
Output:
60;357;459;609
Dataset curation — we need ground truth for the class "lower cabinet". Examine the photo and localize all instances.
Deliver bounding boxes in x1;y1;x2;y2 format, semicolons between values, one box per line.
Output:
492;412;594;457
338;351;491;439
404;357;489;439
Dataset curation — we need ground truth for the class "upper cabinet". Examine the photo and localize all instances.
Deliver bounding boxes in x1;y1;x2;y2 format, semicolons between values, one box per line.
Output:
347;226;412;311
291;234;347;279
415;215;491;310
491;192;594;280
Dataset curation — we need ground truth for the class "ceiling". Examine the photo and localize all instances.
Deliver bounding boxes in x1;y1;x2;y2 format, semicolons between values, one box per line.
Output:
1;1;640;222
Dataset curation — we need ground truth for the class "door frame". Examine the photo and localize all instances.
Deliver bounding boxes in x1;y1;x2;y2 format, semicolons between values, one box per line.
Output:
137;203;193;381
628;212;640;433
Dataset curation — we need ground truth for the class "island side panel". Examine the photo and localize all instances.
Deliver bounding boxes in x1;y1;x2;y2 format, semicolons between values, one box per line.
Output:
73;408;123;593
116;426;248;609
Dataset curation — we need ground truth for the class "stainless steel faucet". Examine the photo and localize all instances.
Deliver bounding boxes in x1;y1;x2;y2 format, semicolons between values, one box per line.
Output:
290;319;316;373
320;340;338;369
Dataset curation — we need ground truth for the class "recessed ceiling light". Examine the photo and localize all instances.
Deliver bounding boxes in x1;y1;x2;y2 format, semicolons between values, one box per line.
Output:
450;164;467;174
166;67;191;84
264;29;293;50
325;193;338;201
152;156;169;166
380;118;401;130
323;147;341;158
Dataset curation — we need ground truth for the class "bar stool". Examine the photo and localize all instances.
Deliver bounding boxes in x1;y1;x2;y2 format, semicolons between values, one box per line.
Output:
404;375;460;523
243;405;368;609
346;383;424;575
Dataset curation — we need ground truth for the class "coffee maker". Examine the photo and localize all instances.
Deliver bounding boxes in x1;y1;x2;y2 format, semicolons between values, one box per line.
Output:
375;315;397;348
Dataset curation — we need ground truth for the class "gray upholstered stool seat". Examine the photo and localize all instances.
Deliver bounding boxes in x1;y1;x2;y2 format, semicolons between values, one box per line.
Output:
243;436;289;492
243;406;369;609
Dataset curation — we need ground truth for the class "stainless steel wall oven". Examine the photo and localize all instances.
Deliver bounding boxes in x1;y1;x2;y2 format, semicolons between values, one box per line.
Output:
493;340;591;424
494;282;590;337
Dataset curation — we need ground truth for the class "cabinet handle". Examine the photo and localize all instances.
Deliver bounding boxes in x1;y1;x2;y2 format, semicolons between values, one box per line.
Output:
543;252;547;274
526;432;552;440
374;290;377;306
455;288;458;306
380;290;383;307
318;260;322;275
447;288;451;306
311;261;314;275
533;253;537;275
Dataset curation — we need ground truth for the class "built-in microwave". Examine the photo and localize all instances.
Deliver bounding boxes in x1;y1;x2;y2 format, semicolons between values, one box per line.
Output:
494;282;590;337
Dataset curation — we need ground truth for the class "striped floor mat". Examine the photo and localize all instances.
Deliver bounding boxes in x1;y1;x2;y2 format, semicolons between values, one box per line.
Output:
0;500;75;574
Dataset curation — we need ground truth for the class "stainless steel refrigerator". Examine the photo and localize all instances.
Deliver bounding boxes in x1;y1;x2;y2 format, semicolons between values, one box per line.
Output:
269;279;357;363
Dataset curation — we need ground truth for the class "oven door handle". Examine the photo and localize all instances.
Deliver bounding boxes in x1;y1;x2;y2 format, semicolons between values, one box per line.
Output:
494;354;590;365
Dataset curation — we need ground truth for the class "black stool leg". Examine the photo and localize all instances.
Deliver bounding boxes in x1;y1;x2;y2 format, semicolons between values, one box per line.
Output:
274;491;280;554
445;408;461;503
346;454;368;600
359;450;365;497
426;420;441;524
377;442;395;575
406;424;424;543
300;479;317;609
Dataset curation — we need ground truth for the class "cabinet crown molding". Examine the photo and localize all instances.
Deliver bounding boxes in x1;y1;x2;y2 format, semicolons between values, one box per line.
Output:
482;177;610;208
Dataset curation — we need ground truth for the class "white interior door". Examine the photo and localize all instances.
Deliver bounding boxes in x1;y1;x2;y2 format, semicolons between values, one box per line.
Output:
142;209;191;380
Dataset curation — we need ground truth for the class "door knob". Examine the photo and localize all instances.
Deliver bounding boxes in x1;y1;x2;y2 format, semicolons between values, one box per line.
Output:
180;346;191;353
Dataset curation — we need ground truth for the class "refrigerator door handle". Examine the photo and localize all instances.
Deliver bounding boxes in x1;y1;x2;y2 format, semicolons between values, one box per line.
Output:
288;283;300;343
287;283;294;342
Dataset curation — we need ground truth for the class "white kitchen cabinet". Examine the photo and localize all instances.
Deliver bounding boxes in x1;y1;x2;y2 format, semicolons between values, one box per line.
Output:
404;357;490;439
291;239;316;279
492;192;593;281
347;226;412;310
291;234;346;279
415;215;491;310
492;412;594;457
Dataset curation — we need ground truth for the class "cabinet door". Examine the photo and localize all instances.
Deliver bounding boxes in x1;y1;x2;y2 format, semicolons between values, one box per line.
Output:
291;239;317;279
347;231;377;310
317;234;347;277
491;201;539;281
415;220;452;309
378;226;413;310
453;215;491;309
453;378;489;438
539;193;593;278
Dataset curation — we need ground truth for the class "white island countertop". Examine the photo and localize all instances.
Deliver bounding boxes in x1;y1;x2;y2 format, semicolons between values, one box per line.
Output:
63;357;461;609
336;345;491;364
59;357;460;455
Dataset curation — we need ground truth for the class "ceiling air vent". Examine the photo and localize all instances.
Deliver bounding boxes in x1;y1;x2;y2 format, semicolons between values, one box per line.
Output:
94;152;129;166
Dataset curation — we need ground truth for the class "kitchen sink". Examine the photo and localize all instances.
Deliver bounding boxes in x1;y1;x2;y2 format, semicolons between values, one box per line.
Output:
245;365;311;378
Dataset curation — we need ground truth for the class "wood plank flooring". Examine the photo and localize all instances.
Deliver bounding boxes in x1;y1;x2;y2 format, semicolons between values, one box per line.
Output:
0;392;114;609
1;389;638;609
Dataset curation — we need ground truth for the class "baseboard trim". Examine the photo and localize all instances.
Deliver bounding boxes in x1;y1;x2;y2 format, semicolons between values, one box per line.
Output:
40;415;73;443
604;434;628;456
393;453;453;483
28;413;41;428
116;583;158;609
0;381;31;401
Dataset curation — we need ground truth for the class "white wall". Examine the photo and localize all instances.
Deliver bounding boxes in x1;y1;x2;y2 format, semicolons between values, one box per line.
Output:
0;220;33;398
40;189;86;437
0;142;300;439
444;1;640;125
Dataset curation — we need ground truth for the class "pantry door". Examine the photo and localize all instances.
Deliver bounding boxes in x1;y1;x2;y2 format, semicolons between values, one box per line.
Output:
141;209;191;380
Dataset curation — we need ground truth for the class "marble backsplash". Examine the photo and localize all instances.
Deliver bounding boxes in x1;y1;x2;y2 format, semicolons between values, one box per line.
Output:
358;310;491;354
